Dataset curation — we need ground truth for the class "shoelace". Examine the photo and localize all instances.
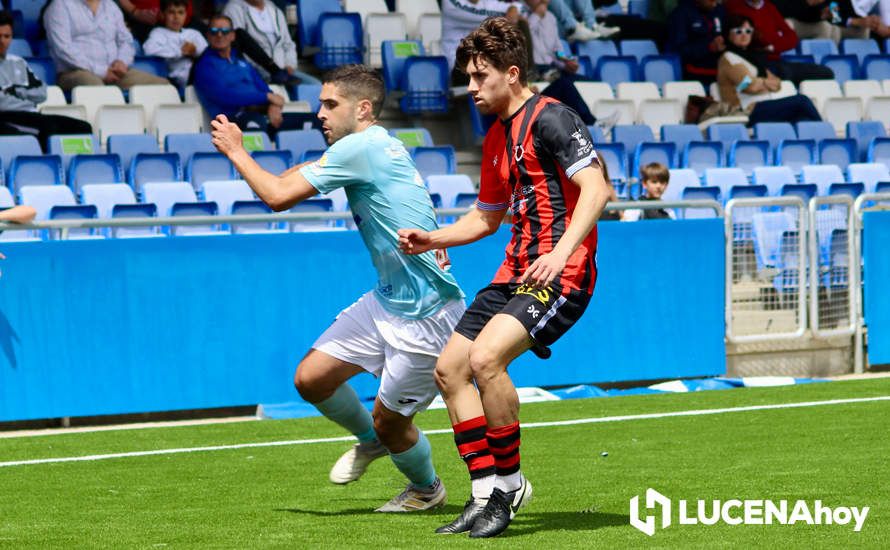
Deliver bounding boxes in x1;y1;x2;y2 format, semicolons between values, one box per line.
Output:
478;489;509;521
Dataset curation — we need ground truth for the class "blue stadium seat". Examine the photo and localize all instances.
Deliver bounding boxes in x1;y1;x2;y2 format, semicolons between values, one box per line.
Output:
796;121;837;142
661;124;703;152
412;146;456;178
389;127;433;147
776;139;816;178
111;203;162;238
575;40;618;70
822;54;859;84
862;54;890;80
25;57;55;85
132;56;168;78
251;150;293;175
682;141;723;177
164;133;215;165
751;211;795;269
595;143;628;185
381;40;424;91
799;38;838;63
613;124;654;154
847;162;890;193
775;229;802;294
426;174;475;208
818;139;857;172
428;193;442;209
680;185;721;218
276;129;326;162
169;201;223;236
187;152;235;190
0;135;41;173
314;13;363;70
841;38;880;64
47;134;101;171
142;181;198;219
108;134;160;174
19;184;75;221
639;55;681;89
707;123;748;149
801;164;845;196
297;0;342;52
400;56;449;114
868;137;890;167
9;155;63;194
828;182;864;199
729;184;768;200
468;96;496;140
129;153;183;192
754;122;796;154
876;181;890;193
230;200;285;234
704;167;748;200
780;183;817;202
619;39;658;62
296;84;322;112
664;168;700;203
9;10;25;39
10;0;43;42
576;55;596;79
728;140;770;176
846;120;887;161
633;142;676;180
753;166;797;196
67;154;124;195
587;125;606;144
828;228;849;288
9;38;31;56
200;180;255;215
595;56;638;88
290;198;338;232
453;192;477;209
780;54;816;64
81;183;137;219
48;204;101;240
300;149;326;163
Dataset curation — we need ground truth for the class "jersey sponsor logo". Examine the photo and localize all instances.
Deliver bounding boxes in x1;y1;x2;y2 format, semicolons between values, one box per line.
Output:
526;304;540;319
515;284;552;305
513;144;525;162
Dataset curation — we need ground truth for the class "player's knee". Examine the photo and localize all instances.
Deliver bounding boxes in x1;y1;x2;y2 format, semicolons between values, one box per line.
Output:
468;345;500;383
293;364;326;402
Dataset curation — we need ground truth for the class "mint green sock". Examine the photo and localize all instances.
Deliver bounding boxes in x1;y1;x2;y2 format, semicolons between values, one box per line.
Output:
390;430;436;488
314;384;377;444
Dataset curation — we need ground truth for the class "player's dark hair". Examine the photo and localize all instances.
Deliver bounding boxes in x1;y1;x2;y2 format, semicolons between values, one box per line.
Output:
161;0;189;11
322;64;385;118
0;11;14;29
456;16;528;85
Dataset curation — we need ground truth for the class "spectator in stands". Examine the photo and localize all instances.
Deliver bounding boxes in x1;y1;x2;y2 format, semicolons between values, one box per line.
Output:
717;14;823;125
545;0;619;40
116;0;193;42
223;0;319;85
853;0;890;37
589;0;669;48
0;12;92;147
725;0;800;59
43;0;169;90
193;14;301;136
666;0;727;86
623;163;675;221
773;0;871;40
442;0;526;80
143;0;207;88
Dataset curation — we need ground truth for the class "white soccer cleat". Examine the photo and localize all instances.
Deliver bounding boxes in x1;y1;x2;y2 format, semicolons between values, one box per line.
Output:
328;441;388;484
375;477;447;512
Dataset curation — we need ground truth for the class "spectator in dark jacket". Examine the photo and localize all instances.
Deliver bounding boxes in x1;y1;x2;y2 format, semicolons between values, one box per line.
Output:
666;0;727;86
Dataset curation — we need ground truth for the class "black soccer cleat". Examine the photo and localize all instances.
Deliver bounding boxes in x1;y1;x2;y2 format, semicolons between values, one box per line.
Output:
469;477;533;539
434;497;488;534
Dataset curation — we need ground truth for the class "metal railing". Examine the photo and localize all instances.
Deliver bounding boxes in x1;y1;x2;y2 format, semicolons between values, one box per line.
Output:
808;195;857;339
852;192;890;373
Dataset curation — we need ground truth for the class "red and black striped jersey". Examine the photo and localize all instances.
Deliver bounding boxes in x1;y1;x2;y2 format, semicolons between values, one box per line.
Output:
477;94;599;295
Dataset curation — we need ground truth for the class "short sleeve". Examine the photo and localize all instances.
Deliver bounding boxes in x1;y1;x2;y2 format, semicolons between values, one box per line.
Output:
534;104;599;179
299;134;369;194
477;128;509;211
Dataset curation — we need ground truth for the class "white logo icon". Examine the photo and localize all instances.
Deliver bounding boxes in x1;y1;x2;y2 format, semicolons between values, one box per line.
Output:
513;144;524;161
526;305;540;319
492;155;498;167
630;488;672;536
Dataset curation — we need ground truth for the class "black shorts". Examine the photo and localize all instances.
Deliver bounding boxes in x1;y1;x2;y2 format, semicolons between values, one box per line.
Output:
454;283;591;359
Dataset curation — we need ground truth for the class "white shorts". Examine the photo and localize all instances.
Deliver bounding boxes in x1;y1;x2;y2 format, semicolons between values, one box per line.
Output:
312;291;466;416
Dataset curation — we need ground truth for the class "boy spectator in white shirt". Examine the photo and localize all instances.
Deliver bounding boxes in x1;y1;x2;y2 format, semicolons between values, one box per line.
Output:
623;163;676;221
143;0;207;87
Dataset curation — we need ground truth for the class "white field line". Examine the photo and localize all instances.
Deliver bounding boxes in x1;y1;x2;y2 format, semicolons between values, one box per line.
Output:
2;395;889;468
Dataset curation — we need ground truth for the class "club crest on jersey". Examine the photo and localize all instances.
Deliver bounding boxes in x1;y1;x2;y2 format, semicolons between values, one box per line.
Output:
513;144;525;162
572;129;593;156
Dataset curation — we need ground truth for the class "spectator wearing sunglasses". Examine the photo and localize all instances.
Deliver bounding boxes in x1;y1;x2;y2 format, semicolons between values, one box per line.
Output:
43;0;169;90
724;0;800;59
717;14;822;125
193;14;302;136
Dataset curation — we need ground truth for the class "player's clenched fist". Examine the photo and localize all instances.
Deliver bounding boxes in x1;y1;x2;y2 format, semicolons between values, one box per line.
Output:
397;228;432;255
210;115;243;156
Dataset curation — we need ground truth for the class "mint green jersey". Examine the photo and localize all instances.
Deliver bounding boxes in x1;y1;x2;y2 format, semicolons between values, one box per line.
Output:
300;125;463;319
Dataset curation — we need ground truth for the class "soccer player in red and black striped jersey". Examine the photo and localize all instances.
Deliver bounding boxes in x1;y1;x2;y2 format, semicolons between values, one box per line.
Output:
398;17;612;538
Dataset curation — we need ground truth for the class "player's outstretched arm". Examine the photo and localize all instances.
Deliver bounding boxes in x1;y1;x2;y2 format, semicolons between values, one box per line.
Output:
520;163;611;288
398;206;506;255
210;115;318;211
0;206;37;225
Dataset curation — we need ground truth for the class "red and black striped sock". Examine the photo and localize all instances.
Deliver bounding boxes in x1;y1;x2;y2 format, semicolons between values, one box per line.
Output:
487;422;521;490
453;416;496;498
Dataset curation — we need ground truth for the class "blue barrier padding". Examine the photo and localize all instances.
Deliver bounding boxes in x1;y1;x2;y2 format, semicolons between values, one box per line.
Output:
0;218;725;422
863;211;890;365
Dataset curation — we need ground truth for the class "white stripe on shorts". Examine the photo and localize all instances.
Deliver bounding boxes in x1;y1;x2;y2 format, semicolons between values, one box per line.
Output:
529;295;567;338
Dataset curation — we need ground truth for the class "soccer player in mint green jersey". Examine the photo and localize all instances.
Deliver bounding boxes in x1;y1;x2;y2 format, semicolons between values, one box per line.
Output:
211;65;464;512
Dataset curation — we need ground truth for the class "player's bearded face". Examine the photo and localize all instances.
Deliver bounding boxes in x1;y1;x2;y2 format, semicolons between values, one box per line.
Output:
317;83;360;145
465;57;511;116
